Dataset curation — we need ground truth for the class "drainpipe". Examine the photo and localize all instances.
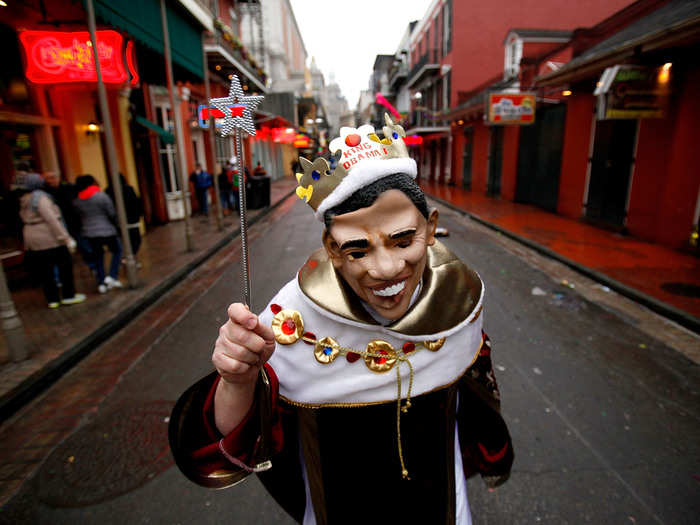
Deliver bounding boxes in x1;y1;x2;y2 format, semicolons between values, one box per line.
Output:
202;33;223;231
85;0;139;287
161;0;194;251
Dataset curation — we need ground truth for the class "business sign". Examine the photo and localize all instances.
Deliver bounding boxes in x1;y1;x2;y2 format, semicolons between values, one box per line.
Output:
594;64;670;119
20;30;138;85
198;104;245;128
487;92;535;125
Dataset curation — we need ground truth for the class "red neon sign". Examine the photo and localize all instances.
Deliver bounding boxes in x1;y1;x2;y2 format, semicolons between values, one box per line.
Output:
199;106;245;120
403;135;423;146
20;30;138;85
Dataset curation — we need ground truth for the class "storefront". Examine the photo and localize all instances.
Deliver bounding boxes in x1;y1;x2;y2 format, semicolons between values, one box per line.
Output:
535;1;700;250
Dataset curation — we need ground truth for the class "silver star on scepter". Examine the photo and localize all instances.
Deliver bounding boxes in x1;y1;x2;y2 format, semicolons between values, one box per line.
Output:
209;75;264;309
210;75;264;137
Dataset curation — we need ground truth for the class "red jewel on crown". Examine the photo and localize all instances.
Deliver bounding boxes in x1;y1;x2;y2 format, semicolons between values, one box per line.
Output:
344;133;361;147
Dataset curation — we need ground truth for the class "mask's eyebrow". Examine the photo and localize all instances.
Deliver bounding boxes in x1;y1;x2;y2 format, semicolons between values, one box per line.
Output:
389;228;416;240
340;238;369;251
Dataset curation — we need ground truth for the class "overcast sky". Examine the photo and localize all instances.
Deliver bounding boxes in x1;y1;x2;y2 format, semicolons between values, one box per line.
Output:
288;0;431;109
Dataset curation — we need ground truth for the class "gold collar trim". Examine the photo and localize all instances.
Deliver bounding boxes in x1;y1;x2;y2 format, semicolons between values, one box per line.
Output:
297;241;483;337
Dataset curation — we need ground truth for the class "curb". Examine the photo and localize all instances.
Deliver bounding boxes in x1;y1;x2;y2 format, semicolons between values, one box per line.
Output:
428;194;700;335
0;189;297;424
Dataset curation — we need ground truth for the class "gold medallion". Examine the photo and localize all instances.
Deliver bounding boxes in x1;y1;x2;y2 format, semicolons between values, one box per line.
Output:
364;340;397;373
271;309;304;345
314;336;340;364
423;338;446;352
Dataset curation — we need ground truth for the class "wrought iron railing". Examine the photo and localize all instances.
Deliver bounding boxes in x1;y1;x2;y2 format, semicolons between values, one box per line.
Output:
407;49;439;83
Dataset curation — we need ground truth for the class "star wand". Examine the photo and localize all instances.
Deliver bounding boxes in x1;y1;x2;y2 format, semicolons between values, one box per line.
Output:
210;75;264;307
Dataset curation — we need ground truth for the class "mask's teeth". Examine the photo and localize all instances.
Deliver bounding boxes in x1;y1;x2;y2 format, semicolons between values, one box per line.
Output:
372;280;406;297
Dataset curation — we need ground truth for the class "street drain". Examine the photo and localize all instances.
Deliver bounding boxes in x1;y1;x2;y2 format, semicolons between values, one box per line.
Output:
36;400;174;507
661;282;700;298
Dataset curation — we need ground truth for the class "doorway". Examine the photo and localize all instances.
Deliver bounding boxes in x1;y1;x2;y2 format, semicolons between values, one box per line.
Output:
585;119;638;228
515;103;566;212
462;127;473;190
152;96;188;221
487;126;503;196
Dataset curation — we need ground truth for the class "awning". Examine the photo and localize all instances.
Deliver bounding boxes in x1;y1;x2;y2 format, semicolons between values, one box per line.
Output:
88;0;204;78
134;115;175;144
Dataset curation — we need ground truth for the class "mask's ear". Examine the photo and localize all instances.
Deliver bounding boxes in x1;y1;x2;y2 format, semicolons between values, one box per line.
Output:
322;229;343;268
426;208;439;246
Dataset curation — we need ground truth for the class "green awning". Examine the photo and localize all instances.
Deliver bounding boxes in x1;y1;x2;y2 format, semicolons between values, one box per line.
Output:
87;0;203;78
134;115;175;144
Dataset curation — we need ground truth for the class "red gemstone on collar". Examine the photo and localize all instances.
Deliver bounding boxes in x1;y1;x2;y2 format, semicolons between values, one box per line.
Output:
403;342;416;353
281;319;296;335
345;133;361;147
302;332;316;345
270;304;282;314
346;352;361;363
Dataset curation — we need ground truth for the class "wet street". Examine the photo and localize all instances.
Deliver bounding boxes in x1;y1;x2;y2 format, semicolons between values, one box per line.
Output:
1;194;698;525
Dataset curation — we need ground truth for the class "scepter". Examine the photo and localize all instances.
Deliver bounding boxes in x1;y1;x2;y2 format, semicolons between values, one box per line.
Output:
210;75;264;307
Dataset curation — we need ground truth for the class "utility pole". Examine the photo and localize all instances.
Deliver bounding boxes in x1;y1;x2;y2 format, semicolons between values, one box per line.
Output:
160;0;194;251
0;262;30;362
202;33;223;231
85;0;138;287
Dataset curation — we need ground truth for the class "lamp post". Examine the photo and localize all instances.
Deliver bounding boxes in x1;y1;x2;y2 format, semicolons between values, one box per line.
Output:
0;262;30;362
85;0;138;287
202;33;223;231
160;0;193;251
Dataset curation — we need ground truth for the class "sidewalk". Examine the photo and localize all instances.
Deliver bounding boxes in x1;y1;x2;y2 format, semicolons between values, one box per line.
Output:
0;176;298;421
422;180;700;332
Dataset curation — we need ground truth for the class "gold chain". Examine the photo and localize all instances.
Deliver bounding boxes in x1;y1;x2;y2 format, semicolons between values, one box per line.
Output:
303;335;427;479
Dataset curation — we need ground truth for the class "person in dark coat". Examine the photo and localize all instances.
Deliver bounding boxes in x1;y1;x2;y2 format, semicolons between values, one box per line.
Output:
218;163;234;215
106;174;143;257
189;163;212;216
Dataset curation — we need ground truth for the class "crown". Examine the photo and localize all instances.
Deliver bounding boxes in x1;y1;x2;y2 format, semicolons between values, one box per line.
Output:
296;114;417;221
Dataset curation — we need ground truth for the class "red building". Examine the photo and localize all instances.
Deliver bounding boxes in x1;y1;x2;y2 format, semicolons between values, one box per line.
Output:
404;0;633;187
440;0;700;252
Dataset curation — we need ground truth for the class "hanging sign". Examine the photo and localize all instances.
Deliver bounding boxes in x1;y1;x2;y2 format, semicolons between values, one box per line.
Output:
594;64;670;119
19;30;138;85
487;92;535;125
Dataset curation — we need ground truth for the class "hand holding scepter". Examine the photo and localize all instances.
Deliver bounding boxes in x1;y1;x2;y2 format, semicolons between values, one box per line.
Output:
210;75;264;306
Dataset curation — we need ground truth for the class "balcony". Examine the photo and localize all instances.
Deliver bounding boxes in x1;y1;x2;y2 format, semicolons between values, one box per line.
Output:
406;49;440;89
404;108;450;136
389;61;409;90
205;19;267;92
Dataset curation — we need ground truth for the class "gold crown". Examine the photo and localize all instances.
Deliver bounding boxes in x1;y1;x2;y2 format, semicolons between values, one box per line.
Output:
295;114;416;220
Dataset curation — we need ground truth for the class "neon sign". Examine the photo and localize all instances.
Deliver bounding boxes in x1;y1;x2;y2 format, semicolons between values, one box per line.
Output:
198;104;245;128
403;135;423;146
20;30;138;85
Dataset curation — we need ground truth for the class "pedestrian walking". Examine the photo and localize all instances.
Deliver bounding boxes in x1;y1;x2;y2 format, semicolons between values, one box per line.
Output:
231;166;246;212
218;163;234;215
170;117;513;523
189;163;212;216
43;171;97;273
253;161;266;177
106;173;143;259
12;172;86;309
73;175;123;294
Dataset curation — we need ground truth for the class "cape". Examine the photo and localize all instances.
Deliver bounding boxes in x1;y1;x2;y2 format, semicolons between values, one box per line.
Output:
260;240;485;407
169;241;513;524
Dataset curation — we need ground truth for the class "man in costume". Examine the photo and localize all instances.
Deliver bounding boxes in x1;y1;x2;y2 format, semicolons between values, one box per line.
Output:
170;115;513;524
